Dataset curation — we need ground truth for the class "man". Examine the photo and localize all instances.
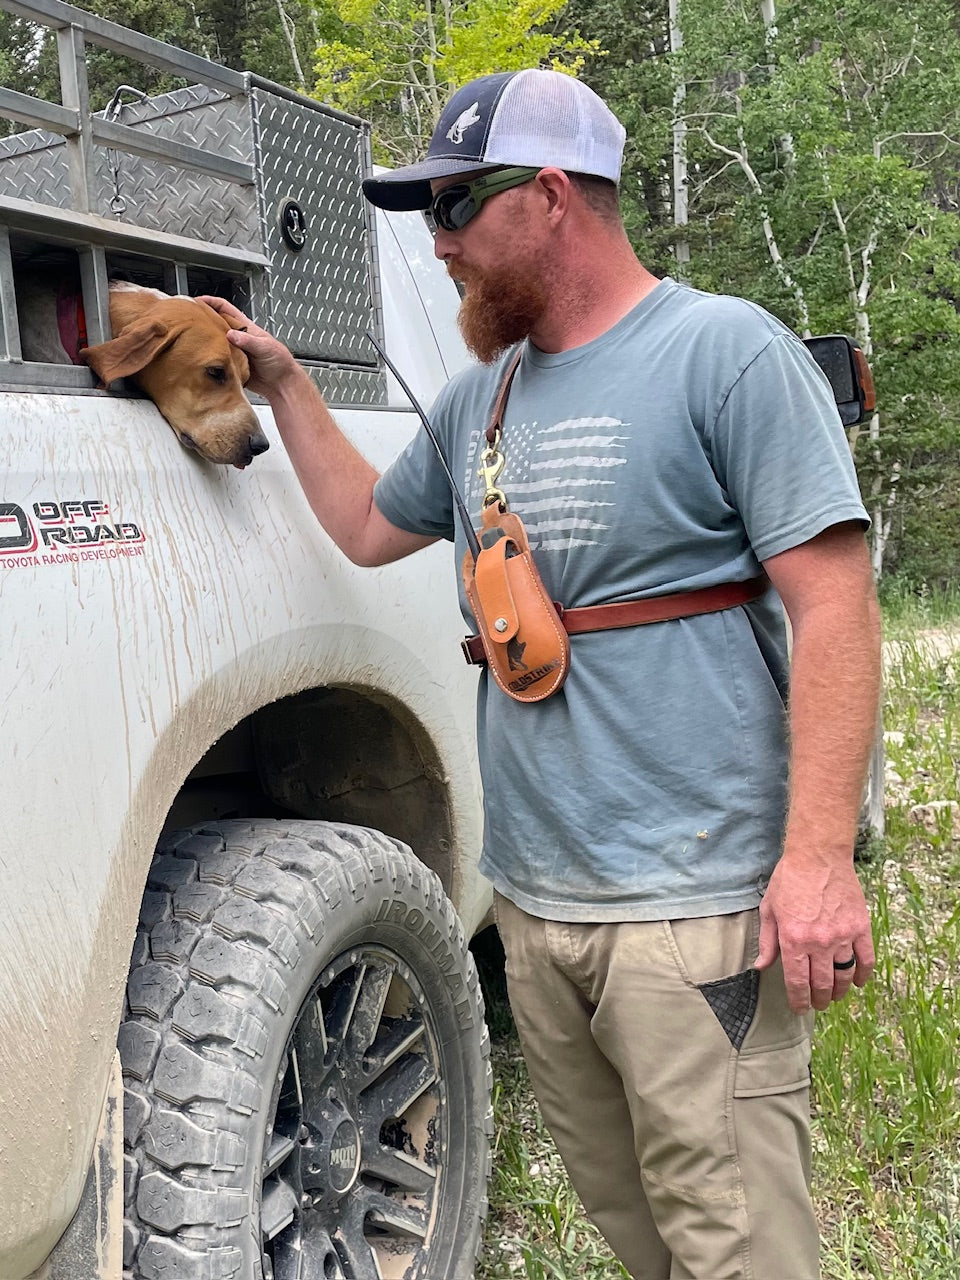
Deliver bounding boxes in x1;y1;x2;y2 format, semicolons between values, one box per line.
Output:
204;69;881;1280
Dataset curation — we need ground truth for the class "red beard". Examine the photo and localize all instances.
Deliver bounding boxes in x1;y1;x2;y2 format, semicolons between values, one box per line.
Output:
452;260;550;364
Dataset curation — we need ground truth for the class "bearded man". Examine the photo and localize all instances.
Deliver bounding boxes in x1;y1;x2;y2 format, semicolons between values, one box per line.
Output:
203;69;881;1280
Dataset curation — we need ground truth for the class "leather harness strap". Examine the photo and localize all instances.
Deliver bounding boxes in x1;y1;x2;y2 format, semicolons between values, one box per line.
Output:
485;347;524;445
461;575;770;665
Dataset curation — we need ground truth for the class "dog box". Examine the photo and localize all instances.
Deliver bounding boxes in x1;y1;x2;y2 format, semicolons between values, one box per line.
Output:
0;56;385;403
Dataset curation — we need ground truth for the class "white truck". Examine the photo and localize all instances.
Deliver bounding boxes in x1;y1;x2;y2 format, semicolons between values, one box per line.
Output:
0;4;492;1278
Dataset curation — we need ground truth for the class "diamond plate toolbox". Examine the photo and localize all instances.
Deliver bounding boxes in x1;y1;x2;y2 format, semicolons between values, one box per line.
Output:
0;86;260;247
252;89;374;366
0;78;384;401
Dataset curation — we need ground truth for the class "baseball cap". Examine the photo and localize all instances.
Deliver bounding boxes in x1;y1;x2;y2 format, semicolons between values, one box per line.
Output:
362;69;626;212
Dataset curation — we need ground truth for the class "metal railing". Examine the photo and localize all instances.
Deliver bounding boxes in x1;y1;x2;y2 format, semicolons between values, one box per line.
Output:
1;0;252;198
0;0;267;377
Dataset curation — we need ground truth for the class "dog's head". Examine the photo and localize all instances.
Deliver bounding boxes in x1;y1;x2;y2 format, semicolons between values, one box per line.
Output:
81;289;269;468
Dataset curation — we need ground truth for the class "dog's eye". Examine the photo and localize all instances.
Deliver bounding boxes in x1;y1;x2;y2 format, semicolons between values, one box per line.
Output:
205;365;227;384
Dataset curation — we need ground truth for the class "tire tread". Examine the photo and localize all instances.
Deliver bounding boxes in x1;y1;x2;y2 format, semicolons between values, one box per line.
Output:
121;819;490;1280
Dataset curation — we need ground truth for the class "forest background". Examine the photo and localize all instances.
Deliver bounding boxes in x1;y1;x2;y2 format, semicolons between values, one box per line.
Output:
3;0;959;589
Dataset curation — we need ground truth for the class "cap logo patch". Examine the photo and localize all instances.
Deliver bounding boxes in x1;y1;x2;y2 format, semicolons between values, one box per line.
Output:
446;102;481;145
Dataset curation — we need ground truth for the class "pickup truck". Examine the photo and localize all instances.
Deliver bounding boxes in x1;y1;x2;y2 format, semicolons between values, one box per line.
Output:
0;3;492;1278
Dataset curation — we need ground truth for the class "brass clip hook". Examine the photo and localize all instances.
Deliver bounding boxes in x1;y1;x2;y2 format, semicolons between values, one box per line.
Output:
479;428;508;509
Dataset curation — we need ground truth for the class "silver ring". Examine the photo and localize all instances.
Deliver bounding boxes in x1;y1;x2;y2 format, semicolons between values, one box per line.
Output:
832;955;856;971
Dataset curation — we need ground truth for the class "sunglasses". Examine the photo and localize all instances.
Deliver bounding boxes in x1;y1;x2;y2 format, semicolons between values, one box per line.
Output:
427;166;541;232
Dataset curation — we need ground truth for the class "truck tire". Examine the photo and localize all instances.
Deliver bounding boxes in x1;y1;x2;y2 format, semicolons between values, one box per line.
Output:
119;819;492;1280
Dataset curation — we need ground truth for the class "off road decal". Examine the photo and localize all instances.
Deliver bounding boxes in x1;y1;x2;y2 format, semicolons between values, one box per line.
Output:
0;498;146;568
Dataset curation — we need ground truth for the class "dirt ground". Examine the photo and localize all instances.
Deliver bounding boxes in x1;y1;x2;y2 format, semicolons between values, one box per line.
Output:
882;624;960;668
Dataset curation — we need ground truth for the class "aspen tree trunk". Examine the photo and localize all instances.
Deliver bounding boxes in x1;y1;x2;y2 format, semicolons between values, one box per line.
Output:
826;141;886;836
669;0;690;273
274;0;306;90
759;0;795;171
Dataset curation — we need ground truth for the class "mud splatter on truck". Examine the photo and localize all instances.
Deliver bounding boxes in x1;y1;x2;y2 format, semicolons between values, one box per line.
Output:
0;5;491;1277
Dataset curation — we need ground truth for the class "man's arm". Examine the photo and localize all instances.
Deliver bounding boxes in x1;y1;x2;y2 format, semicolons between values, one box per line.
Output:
200;296;437;567
756;520;882;1014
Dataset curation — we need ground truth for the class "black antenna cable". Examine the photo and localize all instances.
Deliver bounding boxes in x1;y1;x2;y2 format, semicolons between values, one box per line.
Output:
367;332;481;561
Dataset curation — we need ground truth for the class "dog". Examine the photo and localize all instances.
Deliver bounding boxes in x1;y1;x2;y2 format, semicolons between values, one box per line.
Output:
16;273;269;469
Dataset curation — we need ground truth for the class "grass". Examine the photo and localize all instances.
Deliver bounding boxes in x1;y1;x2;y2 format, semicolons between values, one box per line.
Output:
474;626;960;1279
877;576;960;640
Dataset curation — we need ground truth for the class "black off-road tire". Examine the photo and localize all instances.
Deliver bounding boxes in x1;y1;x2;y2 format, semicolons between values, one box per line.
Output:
120;819;492;1280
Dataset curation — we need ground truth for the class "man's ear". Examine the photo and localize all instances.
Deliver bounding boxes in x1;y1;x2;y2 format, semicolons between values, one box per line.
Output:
80;318;174;385
530;167;572;225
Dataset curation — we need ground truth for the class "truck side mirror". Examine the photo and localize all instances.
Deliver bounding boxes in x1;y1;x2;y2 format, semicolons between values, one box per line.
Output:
803;334;877;427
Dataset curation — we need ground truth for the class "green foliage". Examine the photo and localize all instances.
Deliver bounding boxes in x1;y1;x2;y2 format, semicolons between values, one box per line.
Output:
0;0;318;118
312;0;599;165
576;0;960;583
808;638;960;1277
879;577;960;638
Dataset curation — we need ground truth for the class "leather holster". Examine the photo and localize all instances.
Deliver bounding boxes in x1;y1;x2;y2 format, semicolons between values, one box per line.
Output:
462;503;570;703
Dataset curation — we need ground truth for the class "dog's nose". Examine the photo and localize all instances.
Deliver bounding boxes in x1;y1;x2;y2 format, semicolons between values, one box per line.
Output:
249;431;270;457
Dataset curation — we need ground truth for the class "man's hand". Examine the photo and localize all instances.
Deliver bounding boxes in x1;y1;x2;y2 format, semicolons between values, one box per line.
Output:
197;296;301;399
756;852;875;1013
197;297;432;567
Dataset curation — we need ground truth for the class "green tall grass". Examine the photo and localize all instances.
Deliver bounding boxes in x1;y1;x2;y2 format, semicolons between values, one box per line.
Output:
877;576;960;639
814;639;960;1279
476;633;960;1279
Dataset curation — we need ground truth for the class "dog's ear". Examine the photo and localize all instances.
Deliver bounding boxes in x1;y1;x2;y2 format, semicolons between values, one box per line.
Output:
80;318;175;385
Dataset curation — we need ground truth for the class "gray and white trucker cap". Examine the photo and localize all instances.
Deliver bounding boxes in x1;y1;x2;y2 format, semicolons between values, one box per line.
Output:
362;69;626;212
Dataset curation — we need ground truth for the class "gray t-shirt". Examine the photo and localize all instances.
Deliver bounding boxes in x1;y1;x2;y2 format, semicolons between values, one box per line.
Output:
374;278;869;922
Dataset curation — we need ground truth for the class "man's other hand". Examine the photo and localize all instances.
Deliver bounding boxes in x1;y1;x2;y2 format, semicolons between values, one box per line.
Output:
755;853;876;1014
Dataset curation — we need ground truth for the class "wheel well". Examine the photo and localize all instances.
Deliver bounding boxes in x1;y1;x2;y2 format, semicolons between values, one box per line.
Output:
161;686;455;893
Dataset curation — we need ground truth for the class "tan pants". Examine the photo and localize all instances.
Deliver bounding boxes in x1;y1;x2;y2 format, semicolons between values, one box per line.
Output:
495;894;819;1280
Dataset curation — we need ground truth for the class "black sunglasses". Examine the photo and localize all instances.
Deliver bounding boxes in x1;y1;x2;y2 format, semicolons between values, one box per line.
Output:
427;166;541;232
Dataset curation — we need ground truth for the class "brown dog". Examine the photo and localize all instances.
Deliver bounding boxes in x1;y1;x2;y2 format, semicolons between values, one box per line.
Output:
17;276;269;468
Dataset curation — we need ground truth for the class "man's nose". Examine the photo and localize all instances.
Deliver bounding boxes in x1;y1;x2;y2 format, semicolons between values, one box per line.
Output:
432;225;456;261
